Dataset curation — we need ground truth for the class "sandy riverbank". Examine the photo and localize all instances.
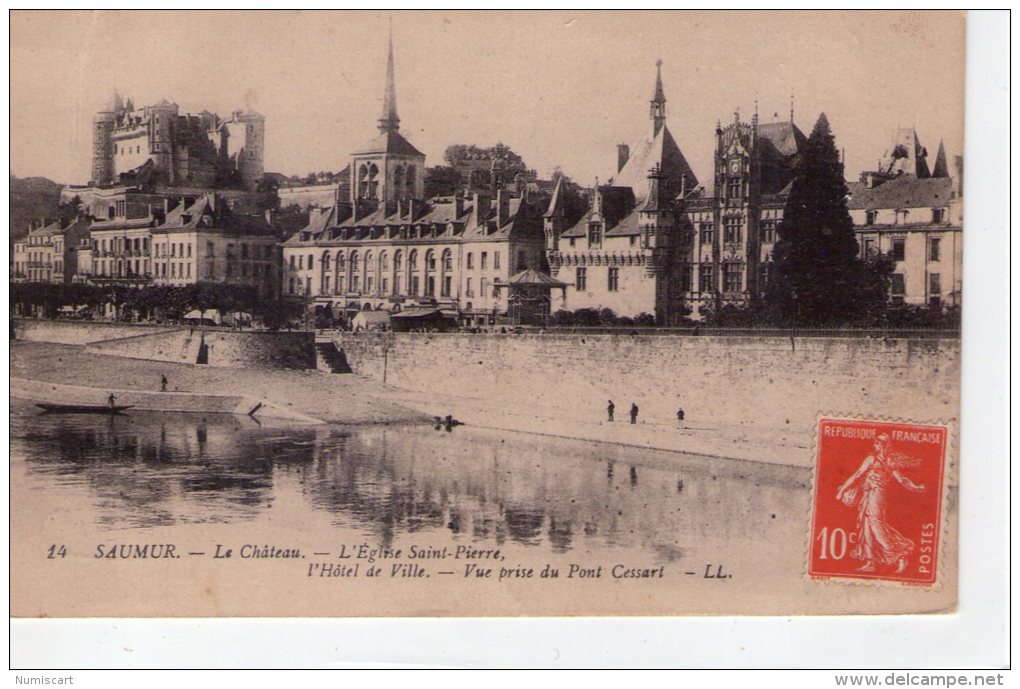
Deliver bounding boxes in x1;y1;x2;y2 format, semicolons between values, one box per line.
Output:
11;341;818;467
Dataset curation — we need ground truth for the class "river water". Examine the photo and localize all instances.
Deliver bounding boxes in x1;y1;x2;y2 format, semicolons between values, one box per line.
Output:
11;399;950;616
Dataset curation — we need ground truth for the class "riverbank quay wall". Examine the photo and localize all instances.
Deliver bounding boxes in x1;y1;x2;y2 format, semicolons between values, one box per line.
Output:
330;332;960;434
13;320;315;370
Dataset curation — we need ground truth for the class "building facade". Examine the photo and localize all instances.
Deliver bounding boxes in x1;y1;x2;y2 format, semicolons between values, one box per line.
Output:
12;217;91;284
282;35;547;326
848;133;963;309
545;64;804;323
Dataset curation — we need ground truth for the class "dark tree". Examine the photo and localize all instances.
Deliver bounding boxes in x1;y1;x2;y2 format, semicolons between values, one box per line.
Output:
424;166;463;198
767;113;888;326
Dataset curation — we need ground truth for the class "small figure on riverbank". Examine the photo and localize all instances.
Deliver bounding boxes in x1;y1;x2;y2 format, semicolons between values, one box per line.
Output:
161;375;168;392
676;408;685;427
630;403;639;424
607;400;615;422
107;393;117;408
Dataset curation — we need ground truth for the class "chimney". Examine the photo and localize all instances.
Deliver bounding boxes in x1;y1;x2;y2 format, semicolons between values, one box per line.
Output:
495;189;510;228
409;198;423;222
617;144;630;172
472;192;491;230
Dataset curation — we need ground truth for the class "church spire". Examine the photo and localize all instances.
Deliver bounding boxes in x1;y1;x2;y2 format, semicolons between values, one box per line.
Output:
650;59;666;136
378;23;400;133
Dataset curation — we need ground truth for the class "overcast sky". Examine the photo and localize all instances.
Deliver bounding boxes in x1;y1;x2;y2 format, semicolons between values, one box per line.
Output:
11;10;965;186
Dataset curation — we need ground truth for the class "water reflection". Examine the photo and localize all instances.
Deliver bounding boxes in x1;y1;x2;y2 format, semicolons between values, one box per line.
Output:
11;401;808;559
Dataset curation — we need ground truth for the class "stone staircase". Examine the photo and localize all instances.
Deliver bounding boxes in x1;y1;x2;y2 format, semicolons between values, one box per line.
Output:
315;341;352;373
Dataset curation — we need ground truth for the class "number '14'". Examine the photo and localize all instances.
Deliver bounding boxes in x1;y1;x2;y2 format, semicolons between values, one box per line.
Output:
47;544;67;559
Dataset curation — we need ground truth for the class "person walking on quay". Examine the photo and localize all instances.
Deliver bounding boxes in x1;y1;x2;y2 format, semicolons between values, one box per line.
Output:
161;375;168;392
676;407;685;427
107;393;117;408
607;400;615;422
629;403;639;424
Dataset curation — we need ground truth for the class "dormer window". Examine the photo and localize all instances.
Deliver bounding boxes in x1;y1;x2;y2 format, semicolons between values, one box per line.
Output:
932;208;945;223
865;210;877;225
588;223;602;248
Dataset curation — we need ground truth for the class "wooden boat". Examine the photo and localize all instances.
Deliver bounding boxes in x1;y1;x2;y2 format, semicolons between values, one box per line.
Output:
36;403;133;414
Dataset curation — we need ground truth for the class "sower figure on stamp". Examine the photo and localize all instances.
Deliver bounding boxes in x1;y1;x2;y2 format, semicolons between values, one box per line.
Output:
607;400;615;422
836;433;925;574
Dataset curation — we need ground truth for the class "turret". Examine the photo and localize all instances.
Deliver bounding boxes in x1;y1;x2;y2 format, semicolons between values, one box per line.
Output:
650;59;667;137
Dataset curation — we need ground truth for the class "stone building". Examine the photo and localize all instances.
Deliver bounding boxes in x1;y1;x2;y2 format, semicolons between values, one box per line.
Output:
849;132;963;309
90;92;264;190
282;35;547;326
150;194;279;297
12;217;90;283
82;193;278;297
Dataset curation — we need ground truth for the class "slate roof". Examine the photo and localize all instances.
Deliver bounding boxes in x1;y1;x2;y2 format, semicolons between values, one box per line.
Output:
352;130;425;157
756;121;807;158
561;186;637;238
847;176;953;210
27;219;64;237
613;124;699;204
155;194;275;235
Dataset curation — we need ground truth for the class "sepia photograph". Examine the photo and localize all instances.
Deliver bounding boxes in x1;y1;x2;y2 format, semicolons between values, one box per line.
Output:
6;7;1006;670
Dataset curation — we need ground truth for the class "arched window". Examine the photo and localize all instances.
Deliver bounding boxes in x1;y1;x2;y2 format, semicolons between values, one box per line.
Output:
368;163;379;199
336;252;345;273
393;166;404;200
358;164;369;199
440;248;453;297
405;166;415;198
320;252;331;293
349;250;360;292
379;251;388;273
321;251;331;270
392;249;403;294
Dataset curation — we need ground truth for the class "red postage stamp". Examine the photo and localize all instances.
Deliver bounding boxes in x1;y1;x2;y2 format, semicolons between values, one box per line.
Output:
808;418;949;585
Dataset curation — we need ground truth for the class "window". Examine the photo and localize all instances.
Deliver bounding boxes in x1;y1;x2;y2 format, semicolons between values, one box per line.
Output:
366;277;374;293
289;255;296;270
171;243;177;258
728;179;740;200
892;238;906;262
306;277;311;294
629;236;637;247
289;277;295;294
186;263;191;278
895;210;910;225
724;263;742;293
442;276;452;297
569;238;576;248
171;263;176;278
576;267;587;292
467;253;474;270
298;255;303;270
307;254;313;270
866;210;877;225
443;251;453;271
427;252;436;271
929;238;941;262
761;221;776;243
890;274;905;304
680;267;692;293
697;263;714;291
929;273;941;295
932;208;945;223
493;252;500;270
608;267;619;292
426;276;435;296
480;277;488;298
466;278;474;297
589;223;602;247
381;278;388;294
410;276;419;296
864;239;876;257
724;218;742;244
700;223;714;245
759;263;771;288
481;252;488;270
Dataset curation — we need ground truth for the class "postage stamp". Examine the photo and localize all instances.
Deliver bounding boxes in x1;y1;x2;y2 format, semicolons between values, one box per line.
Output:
808;418;950;586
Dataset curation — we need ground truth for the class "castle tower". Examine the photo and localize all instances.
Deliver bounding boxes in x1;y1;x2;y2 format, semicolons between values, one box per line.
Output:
148;99;179;184
233;109;266;190
91;107;116;185
350;28;426;207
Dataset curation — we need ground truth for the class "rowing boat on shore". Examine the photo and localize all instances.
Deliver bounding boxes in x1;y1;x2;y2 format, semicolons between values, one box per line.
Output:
35;403;133;414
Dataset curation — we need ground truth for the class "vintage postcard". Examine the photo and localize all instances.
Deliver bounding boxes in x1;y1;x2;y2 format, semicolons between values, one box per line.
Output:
10;10;964;618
